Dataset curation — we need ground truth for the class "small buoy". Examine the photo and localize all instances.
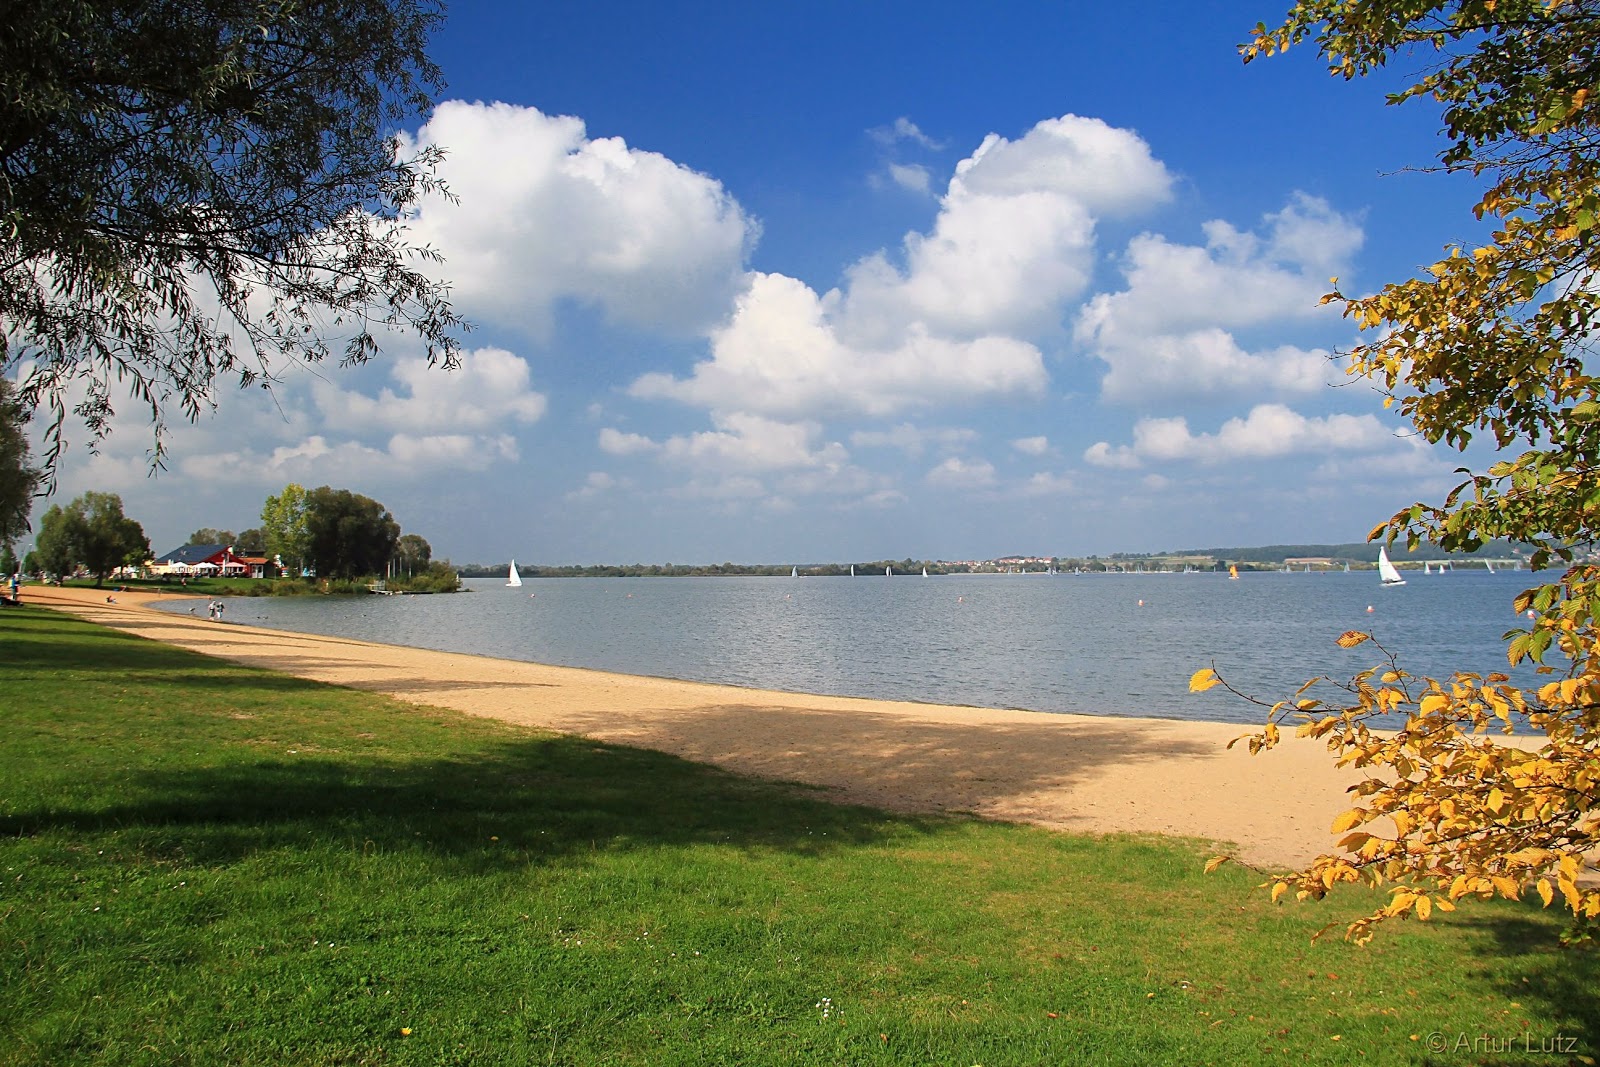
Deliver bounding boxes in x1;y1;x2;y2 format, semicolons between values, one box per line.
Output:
956;596;964;603
1527;609;1536;619
1137;599;1144;607
529;593;536;598
1366;605;1374;613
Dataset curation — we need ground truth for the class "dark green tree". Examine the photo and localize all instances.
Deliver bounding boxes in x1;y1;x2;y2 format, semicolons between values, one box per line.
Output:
0;379;41;548
234;528;266;555
34;505;74;578
396;533;431;574
35;491;150;585
303;486;399;580
1;0;465;474
187;528;235;546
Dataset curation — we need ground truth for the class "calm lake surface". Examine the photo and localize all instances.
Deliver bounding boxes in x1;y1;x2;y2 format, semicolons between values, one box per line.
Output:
169;571;1552;725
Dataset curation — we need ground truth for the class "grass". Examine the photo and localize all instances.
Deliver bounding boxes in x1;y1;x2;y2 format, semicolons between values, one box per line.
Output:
51;576;386;597
0;606;1594;1066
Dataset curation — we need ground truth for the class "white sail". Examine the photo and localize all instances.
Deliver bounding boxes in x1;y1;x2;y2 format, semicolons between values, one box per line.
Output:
791;566;798;578
850;565;855;577
507;559;522;588
1377;547;1406;587
922;566;928;577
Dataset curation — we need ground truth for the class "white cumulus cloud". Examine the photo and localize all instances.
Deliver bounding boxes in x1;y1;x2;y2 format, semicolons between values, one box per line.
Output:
1079;194;1360;402
400;100;755;336
314;347;547;434
630;272;1048;419
1084;404;1394;468
925;456;997;490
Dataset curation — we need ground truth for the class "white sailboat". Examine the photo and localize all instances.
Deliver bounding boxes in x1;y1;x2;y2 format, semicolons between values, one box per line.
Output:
922;566;928;577
885;566;892;576
506;559;522;588
1377;546;1406;587
850;564;855;577
791;566;798;578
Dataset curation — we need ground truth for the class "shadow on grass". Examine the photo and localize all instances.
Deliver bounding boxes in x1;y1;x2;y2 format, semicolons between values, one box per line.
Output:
1431;912;1600;1063
0;732;949;871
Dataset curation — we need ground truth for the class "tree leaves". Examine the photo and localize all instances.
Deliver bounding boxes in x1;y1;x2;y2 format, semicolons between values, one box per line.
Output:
1208;0;1600;943
0;0;466;476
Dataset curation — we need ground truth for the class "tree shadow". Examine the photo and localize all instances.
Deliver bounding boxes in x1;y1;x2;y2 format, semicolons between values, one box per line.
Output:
0;732;945;872
1416;911;1600;1065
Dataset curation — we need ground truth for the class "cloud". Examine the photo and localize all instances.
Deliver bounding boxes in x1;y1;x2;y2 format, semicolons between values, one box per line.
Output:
869;117;943;149
566;471;626;501
630;115;1170;426
314;347;547;434
400;101;755;336
887;163;933;195
1011;435;1050;456
849;423;978;457
1078;194;1360;402
1084;403;1394;468
598;428;660;456
925;456;997;490
630;272;1048;418
1019;471;1074;496
840;115;1173;345
657;413;847;474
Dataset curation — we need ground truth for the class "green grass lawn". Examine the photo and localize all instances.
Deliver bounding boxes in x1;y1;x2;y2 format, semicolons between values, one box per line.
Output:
1;606;1593;1066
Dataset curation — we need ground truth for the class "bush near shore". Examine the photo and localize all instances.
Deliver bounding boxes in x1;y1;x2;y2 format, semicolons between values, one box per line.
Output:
47;566;462;597
1;606;1593;1066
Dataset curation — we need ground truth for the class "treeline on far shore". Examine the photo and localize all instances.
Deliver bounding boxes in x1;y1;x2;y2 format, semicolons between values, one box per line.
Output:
457;539;1540;580
460;560;951;579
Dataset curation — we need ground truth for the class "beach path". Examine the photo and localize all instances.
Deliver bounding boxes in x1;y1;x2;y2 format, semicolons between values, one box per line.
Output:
26;585;1367;869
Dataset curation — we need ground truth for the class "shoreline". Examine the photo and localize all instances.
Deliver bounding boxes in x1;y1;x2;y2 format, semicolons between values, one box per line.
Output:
22;584;1371;868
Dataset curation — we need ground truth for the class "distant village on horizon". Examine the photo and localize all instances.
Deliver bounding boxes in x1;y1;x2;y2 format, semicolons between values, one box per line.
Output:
459;540;1536;580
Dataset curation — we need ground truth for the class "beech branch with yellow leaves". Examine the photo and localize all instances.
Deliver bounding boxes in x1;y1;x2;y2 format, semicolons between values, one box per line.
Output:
1217;0;1600;942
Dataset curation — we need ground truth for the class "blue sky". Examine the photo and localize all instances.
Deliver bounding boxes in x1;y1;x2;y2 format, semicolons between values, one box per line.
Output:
36;2;1498;565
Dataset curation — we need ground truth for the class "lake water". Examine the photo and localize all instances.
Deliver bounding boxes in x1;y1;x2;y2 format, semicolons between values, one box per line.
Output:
166;570;1556;726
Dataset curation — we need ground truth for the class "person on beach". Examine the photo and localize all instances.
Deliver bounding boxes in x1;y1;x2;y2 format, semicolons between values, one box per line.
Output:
207;599;218;620
9;573;18;602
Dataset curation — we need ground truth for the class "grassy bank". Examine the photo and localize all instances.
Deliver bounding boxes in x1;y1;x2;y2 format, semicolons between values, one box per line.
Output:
48;574;460;597
1;607;1593;1066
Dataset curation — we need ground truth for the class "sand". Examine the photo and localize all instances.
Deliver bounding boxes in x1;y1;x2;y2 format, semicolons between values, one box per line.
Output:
22;584;1370;869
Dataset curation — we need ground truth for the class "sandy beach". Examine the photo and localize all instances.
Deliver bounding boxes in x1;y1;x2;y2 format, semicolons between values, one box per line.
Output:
25;584;1369;869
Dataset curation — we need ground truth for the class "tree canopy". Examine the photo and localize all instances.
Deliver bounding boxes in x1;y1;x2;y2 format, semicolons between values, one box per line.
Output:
303;485;399;580
35;491;150;585
0;379;40;549
0;0;465;473
260;483;310;573
1217;0;1600;942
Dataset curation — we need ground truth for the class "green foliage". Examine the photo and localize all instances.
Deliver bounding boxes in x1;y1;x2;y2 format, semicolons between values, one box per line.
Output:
388;559;459;593
187;527;235;546
33;491;150;585
1;607;1594;1065
0;379;40;547
0;0;465;474
1230;0;1600;939
234;527;266;555
395;532;431;572
303;485;399;580
260;483;310;573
